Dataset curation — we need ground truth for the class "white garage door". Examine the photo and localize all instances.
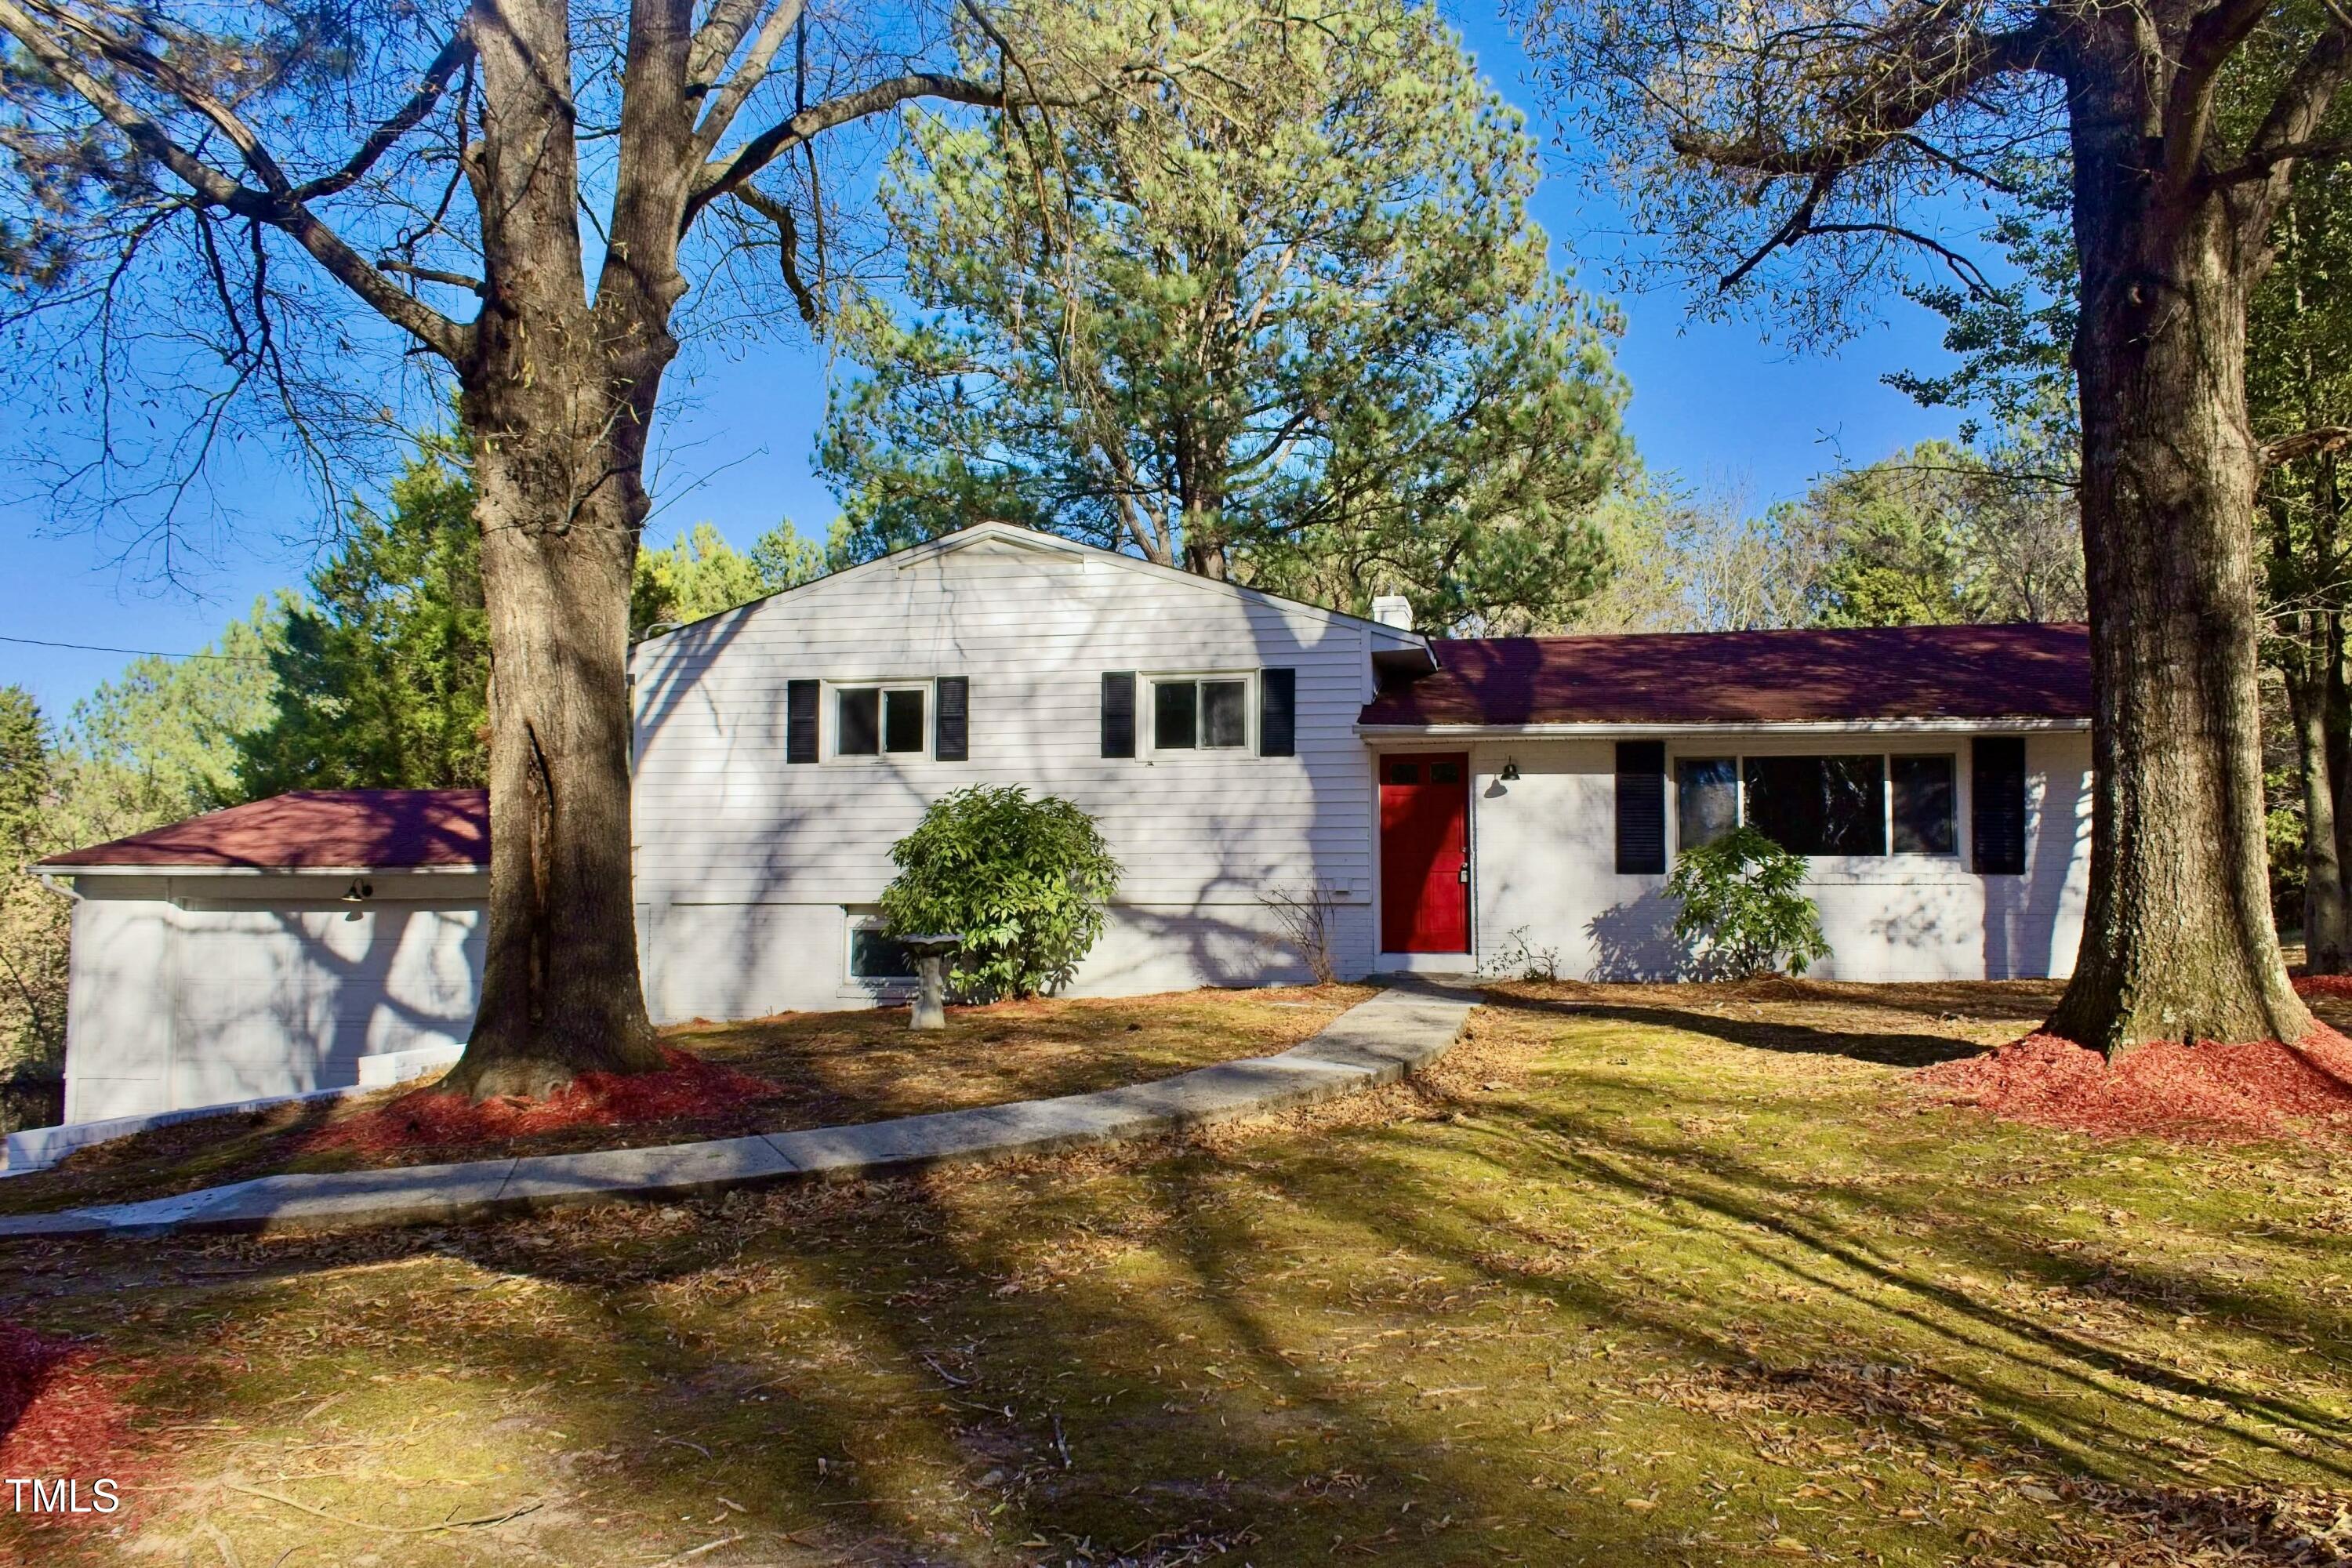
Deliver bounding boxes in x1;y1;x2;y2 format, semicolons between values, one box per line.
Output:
168;903;485;1109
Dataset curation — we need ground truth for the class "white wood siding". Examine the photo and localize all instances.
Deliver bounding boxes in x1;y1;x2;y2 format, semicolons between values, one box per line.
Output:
1460;731;2092;982
62;873;487;1122
630;535;1381;1018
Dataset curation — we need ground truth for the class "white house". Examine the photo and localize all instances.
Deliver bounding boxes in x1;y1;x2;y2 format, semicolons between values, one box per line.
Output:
36;521;2093;1130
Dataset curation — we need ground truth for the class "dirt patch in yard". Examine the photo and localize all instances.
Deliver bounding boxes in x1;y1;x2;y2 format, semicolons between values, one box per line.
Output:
0;985;1371;1218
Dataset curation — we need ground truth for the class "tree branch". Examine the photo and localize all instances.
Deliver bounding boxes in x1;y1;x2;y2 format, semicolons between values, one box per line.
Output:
2206;135;2352;187
379;259;488;296
687;0;769;90
2229;20;2352;232
2266;426;2352;468
1668;20;2054;176
728;183;816;320
1717;170;1836;290
690;0;808;158
686;71;1079;226
0;0;472;361
1806;221;1994;294
291;31;477;203
38;1;297;194
2161;0;2277;194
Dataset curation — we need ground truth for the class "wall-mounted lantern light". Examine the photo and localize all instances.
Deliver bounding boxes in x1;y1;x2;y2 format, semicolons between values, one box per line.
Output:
1499;759;1522;782
341;879;374;903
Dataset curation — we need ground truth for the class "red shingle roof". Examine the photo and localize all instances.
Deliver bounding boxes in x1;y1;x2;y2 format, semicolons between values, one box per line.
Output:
1357;624;2092;728
40;789;489;871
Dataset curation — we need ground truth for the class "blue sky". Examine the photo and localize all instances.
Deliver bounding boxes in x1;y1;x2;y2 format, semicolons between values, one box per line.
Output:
0;3;1971;720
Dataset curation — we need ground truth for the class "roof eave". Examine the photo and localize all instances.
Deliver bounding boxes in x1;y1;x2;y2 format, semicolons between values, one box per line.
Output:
36;861;491;877
1356;717;2092;737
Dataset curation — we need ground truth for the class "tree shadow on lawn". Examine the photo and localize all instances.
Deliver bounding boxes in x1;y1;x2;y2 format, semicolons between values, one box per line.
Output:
1493;987;2000;1068
1468;1102;2352;1473
8;1034;2350;1565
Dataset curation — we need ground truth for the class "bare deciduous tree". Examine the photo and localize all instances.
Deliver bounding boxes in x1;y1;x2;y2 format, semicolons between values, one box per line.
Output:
1512;0;2352;1055
0;0;1148;1094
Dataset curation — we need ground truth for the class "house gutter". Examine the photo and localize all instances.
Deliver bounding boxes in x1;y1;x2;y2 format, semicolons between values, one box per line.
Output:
1356;717;2092;739
34;863;491;879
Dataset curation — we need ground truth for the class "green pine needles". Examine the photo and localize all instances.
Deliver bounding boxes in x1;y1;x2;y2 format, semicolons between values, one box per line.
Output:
1665;826;1831;980
880;786;1122;1002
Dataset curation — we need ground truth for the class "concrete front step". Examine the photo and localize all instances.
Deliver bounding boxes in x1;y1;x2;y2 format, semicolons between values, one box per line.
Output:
0;983;1478;1240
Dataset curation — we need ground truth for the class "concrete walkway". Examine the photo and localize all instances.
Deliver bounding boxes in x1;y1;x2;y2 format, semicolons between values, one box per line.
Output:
0;982;1477;1240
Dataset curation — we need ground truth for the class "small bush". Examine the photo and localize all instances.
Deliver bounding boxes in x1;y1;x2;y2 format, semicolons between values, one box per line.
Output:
880;786;1121;1000
1665;825;1831;979
1260;884;1340;985
1482;925;1562;982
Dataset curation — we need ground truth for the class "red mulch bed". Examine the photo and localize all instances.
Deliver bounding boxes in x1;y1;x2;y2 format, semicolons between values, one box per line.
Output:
1918;1024;2352;1142
2293;975;2352;1000
300;1047;786;1158
0;1324;144;1501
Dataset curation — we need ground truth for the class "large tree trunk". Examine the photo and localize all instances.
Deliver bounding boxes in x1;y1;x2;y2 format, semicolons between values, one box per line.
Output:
435;0;680;1098
447;417;665;1098
2045;59;2313;1055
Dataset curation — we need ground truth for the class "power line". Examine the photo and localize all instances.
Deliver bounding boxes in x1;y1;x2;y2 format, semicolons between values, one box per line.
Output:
0;633;273;664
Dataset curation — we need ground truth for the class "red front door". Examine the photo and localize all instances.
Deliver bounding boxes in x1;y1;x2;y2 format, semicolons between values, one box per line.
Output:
1380;753;1469;953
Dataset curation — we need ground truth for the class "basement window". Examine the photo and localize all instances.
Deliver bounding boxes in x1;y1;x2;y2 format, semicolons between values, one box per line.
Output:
846;918;917;983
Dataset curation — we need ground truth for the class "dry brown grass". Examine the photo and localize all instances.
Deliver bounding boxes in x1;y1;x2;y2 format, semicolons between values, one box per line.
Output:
8;980;2351;1567
0;985;1370;1217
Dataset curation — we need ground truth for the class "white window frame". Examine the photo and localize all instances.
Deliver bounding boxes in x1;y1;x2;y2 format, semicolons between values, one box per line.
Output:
1886;752;1962;857
1142;670;1258;757
827;680;933;762
843;909;919;989
1666;745;1963;862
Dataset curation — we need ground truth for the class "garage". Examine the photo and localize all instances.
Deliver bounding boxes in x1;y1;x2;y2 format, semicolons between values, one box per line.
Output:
38;790;490;1125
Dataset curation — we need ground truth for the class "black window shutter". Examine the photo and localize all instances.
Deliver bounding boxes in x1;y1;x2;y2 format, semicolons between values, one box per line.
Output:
1101;672;1137;758
1259;668;1297;757
1973;736;2028;874
1616;740;1666;875
786;680;818;764
935;677;969;761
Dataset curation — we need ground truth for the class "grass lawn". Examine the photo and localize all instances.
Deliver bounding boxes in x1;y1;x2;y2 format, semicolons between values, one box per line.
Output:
6;978;2350;1566
0;985;1371;1218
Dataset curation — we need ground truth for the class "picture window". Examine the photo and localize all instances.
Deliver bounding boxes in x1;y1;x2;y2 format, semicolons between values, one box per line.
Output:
1744;755;1886;856
1668;752;1965;859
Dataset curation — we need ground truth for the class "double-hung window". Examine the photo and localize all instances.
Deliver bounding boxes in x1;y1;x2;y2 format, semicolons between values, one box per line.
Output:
836;684;927;757
1151;675;1250;752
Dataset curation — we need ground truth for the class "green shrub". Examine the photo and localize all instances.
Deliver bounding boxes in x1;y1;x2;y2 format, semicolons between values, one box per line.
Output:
1664;824;1831;979
880;786;1121;1000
